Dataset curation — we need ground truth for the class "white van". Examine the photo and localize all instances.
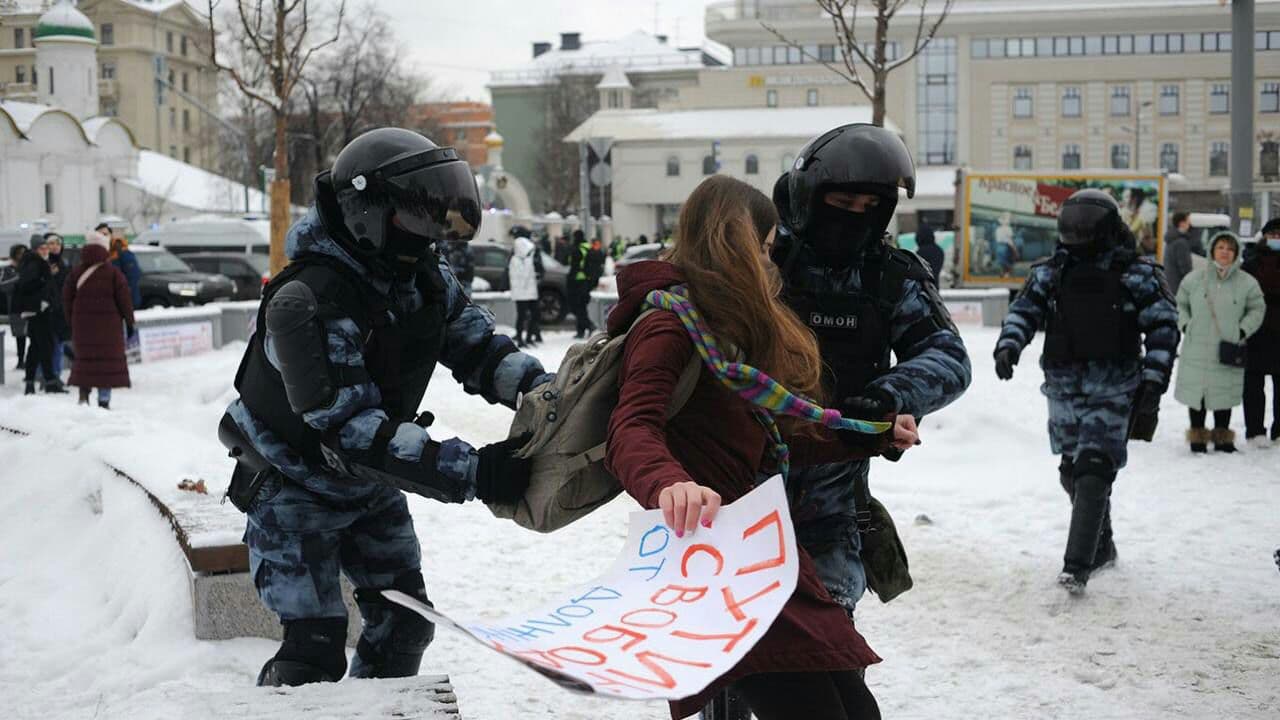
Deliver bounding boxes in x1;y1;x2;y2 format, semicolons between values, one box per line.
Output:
136;216;270;256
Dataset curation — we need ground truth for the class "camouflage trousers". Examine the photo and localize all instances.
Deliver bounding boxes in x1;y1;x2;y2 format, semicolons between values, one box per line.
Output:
244;473;423;622
1045;391;1135;469
788;459;871;612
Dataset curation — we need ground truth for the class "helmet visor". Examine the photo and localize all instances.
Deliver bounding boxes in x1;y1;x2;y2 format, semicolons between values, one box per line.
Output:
384;160;481;243
1057;203;1112;246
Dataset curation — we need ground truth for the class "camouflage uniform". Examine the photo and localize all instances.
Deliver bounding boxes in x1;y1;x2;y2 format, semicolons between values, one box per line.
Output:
781;239;972;611
996;246;1180;469
225;210;549;676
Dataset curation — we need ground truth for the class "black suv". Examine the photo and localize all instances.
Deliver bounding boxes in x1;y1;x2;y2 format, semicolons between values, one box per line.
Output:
181;252;271;300
132;247;235;308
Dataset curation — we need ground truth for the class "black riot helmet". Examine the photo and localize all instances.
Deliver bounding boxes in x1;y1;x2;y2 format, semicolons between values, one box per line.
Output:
318;128;481;267
786;123;916;238
1057;189;1124;249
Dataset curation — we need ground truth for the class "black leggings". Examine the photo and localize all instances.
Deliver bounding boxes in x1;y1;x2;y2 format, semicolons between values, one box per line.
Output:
732;670;881;720
1188;406;1231;430
1243;370;1279;437
14;334;26;365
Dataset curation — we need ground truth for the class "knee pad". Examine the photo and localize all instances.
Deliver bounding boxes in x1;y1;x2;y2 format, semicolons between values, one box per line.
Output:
258;617;348;686
1074;450;1116;483
350;572;435;679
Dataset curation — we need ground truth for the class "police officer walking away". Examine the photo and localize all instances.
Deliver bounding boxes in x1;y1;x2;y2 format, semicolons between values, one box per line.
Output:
771;124;972;613
994;189;1180;595
218;128;552;686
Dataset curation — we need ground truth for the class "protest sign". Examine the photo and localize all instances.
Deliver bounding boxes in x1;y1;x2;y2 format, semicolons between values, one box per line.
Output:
385;476;797;700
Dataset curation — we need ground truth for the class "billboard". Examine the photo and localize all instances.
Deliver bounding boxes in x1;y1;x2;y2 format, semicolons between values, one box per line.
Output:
958;172;1167;287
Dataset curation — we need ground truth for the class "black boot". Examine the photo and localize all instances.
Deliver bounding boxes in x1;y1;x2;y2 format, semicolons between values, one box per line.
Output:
24;381;36;395
349;573;435;679
43;379;68;394
257;617;348;687
1059;451;1115;595
1091;503;1117;572
1058;457;1075;499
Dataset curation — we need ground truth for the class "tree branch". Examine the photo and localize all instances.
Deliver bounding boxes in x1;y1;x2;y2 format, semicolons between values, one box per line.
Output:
886;0;954;71
760;21;861;89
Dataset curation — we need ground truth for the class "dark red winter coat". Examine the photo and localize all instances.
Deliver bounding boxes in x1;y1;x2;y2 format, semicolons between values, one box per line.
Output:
605;261;885;720
64;244;135;388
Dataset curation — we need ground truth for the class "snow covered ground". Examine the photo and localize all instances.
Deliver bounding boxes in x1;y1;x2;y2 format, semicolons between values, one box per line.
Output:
0;324;1277;719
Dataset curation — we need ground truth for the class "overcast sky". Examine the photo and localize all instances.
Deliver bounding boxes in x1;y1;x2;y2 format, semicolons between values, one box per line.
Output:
371;0;722;102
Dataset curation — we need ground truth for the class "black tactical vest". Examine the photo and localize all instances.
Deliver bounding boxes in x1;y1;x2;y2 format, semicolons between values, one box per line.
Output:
1043;256;1141;364
234;254;448;464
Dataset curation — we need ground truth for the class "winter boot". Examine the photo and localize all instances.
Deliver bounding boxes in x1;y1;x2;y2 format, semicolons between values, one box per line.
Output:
348;573;435;679
1211;428;1237;453
98;400;110;410
1059;451;1115;594
256;617;348;687
24;381;35;395
1187;427;1210;453
78;388;91;406
1090;503;1117;572
43;379;67;394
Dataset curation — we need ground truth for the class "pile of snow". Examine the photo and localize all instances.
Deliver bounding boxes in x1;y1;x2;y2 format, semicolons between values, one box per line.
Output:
1;326;1277;719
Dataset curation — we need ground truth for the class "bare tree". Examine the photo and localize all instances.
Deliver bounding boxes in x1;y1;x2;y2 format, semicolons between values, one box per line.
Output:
201;0;346;275
535;74;597;213
763;0;955;127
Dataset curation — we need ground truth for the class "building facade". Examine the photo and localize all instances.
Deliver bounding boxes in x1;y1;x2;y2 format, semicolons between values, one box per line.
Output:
1;0;219;170
408;101;493;167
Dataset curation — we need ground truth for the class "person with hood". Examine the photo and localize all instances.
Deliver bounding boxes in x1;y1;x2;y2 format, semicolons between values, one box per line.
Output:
217;129;552;687
995;189;1181;594
1163;212;1199;295
1241;219;1280;447
14;236;67;394
915;223;944;286
507;225;541;347
44;233;71;379
607;175;920;720
1;244;28;369
1174;231;1266;453
63;231;134;409
105;225;142;310
770;124;970;617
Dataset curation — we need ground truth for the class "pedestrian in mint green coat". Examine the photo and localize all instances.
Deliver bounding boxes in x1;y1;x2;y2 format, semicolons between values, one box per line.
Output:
1174;232;1266;452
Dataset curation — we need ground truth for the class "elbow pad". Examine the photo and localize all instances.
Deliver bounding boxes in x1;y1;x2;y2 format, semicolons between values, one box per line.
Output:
266;280;335;414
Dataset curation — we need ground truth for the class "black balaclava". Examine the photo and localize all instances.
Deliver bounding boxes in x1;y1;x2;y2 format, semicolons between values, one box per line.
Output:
806;183;897;269
383;220;435;282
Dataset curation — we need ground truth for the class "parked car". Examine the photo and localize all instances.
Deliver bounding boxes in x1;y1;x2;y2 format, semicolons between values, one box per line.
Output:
131;246;236;308
182;252;271;300
614;242;665;272
468;241;571;324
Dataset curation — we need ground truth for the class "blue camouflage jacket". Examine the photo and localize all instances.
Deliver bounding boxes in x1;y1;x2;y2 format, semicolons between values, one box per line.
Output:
226;209;550;503
996;246;1180;396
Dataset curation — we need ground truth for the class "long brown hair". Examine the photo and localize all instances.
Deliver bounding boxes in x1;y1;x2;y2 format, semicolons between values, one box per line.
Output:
667;175;824;406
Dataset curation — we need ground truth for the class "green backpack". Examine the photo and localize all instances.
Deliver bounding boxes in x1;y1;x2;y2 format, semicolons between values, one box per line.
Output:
484;309;701;532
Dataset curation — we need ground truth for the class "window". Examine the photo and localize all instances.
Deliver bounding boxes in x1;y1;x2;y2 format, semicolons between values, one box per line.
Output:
15;66;24;84
183;109;191;131
1153;34;1167;53
168;69;175;87
44;183;53;213
48;66;54;94
1013;87;1034;118
101;23;113;45
1062;144;1082;170
917;37;957;165
766;89;777;107
99;186;107;214
1210;83;1230;114
733;48;746;65
1037;37;1053;56
1111;85;1131;116
169;107;176;129
702;155;716;175
182;72;189;92
1085;35;1102;55
167;32;174;53
181;35;188;56
971;38;988;58
787;46;801;64
1013;145;1033;170
1262;82;1280;113
1135;34;1151;53
1104;35;1118;54
818;44;835;62
1186;33;1202;52
1160;84;1180;115
806;88;818;106
607;89;622;108
1110;143;1131;169
183;147;191;164
101;62;115;80
1169;33;1184;53
745;154;759;175
803;44;818;62
1061;86;1082;117
1210;142;1229;177
1203;32;1231;52
1119;34;1134;54
746;47;760;65
1054;36;1068;55
665;156;679;177
988;38;1005;57
14;28;24;49
1160;143;1179;173
1070;36;1084;55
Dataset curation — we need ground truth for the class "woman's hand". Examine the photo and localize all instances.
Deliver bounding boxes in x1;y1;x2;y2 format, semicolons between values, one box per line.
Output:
657;481;721;538
891;414;920;451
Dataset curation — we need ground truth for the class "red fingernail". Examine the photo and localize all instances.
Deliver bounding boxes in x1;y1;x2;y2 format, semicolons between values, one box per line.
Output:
676;530;684;538
702;519;712;528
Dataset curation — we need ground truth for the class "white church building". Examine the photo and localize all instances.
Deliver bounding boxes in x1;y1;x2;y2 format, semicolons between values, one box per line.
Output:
0;1;264;242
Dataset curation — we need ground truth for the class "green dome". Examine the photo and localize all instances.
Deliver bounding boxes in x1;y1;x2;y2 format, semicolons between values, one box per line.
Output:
34;3;96;41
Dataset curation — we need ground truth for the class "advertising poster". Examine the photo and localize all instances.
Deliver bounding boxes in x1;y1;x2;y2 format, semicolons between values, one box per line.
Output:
961;173;1165;286
386;477;798;701
137;321;214;363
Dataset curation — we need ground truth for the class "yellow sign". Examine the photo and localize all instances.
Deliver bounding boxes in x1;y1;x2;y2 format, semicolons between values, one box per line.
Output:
748;75;765;88
1240;207;1254;219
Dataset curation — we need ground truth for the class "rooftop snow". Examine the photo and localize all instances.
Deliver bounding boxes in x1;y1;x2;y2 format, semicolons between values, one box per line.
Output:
490;30;707;86
564;105;896;143
120;151;269;214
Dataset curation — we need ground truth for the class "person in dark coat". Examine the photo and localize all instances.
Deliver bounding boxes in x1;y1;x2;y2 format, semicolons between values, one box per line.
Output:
606;176;919;720
64;232;135;409
107;230;142;310
1242;218;1280;446
14;236;66;394
567;229;596;337
45;233;71;379
1;244;27;369
1163;211;1199;295
915;223;945;286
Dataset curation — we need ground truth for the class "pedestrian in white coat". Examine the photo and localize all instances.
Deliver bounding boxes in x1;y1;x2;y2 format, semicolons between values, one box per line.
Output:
508;227;541;347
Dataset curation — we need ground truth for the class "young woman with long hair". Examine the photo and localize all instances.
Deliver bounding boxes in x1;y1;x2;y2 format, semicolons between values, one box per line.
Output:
605;175;919;720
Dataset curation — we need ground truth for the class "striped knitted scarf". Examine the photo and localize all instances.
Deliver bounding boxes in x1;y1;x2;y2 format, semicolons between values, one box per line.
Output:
645;287;891;479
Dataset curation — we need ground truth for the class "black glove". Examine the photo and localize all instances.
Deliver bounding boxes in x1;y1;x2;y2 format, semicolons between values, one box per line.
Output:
1128;381;1163;442
840;387;898;422
994;347;1019;381
126;323;137;340
474;434;534;505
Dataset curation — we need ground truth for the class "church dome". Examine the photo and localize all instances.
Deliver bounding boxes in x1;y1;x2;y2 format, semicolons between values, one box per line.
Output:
34;1;96;41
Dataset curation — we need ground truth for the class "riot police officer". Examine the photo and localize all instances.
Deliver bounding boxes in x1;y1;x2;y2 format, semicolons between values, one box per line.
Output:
994;189;1180;594
771;124;972;613
218;128;551;685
